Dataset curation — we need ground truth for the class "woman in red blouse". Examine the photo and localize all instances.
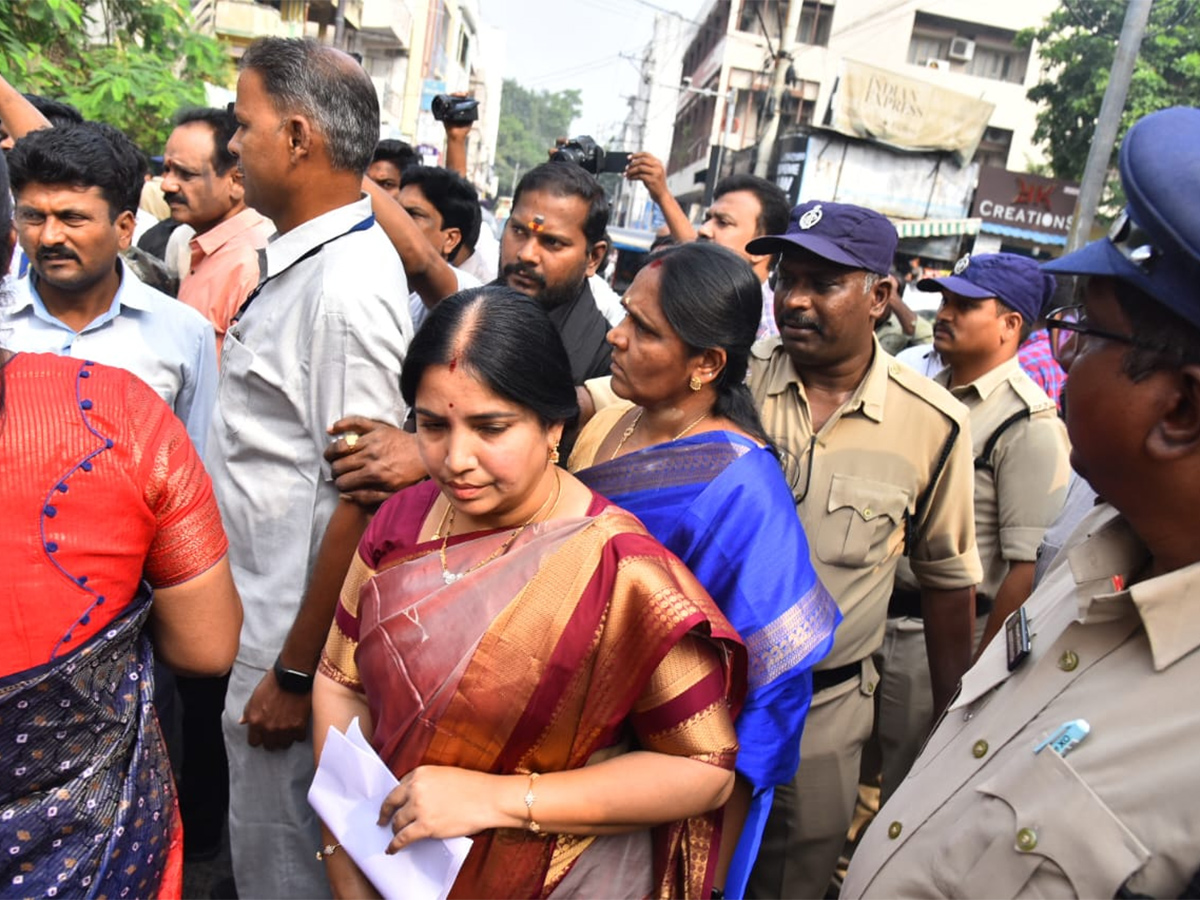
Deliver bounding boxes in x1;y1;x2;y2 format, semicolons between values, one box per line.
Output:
0;149;241;899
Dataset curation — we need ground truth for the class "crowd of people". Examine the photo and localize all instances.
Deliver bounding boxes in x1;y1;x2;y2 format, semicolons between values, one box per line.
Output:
1;31;1199;900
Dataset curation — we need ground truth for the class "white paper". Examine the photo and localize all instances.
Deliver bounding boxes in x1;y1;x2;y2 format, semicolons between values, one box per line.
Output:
308;718;473;900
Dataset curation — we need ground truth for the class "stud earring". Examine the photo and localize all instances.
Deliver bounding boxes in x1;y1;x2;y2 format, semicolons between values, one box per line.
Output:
689;375;703;392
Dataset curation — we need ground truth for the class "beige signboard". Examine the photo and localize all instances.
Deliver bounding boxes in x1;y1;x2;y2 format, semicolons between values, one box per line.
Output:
829;60;995;164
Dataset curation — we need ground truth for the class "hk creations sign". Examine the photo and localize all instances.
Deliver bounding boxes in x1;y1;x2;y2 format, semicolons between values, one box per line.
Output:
972;167;1079;239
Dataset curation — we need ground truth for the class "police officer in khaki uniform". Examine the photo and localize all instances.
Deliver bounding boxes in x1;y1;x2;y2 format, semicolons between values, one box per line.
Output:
874;254;1072;799
743;201;983;900
843;105;1200;900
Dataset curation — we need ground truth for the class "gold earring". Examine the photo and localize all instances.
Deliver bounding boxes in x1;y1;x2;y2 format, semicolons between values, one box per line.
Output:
689;375;703;392
549;442;561;465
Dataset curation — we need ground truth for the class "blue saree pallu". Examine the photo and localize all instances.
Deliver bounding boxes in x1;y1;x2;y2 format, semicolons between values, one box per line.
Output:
578;431;841;899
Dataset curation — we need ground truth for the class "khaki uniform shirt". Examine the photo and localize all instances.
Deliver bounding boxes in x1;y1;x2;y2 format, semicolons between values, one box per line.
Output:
897;358;1070;599
748;337;982;668
842;503;1200;900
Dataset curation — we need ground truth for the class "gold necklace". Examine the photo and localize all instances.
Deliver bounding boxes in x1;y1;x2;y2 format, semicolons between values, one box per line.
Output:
438;469;561;585
610;409;644;459
609;409;711;460
432;500;453;540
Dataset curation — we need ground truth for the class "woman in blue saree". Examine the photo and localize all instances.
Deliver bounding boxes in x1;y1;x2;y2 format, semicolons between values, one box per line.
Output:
569;242;840;898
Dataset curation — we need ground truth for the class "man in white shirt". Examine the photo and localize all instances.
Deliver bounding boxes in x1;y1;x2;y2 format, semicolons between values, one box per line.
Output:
207;37;412;898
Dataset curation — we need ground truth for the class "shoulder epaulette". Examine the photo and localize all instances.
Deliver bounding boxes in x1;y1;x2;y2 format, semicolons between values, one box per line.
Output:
886;357;969;425
1009;369;1058;415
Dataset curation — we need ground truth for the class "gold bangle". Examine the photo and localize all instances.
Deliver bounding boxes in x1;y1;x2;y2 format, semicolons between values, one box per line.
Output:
316;841;341;861
523;772;542;834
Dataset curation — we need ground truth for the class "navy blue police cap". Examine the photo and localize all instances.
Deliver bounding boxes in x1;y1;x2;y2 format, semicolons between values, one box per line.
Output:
919;253;1056;324
1043;106;1200;330
746;200;898;275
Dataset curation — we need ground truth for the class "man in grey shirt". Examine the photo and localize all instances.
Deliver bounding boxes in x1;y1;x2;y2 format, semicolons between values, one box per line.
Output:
206;37;412;899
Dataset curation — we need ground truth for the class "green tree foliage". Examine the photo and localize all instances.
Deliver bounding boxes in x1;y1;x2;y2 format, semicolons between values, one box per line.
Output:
0;0;232;153
495;79;582;194
1020;0;1200;181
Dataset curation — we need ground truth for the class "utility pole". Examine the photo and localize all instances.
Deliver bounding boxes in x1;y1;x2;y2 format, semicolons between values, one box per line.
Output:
705;86;739;207
1066;0;1153;252
754;0;803;178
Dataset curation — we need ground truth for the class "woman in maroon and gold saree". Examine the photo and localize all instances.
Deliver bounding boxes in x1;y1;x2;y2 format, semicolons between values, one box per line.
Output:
313;287;746;899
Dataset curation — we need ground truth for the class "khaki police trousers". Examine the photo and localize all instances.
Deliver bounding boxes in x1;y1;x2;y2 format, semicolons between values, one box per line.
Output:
747;660;876;899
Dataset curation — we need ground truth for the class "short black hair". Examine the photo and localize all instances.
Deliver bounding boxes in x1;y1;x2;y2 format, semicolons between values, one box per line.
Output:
174;106;239;175
401;285;579;427
9;121;145;218
994;298;1034;344
512;162;609;249
372;139;418;171
400;165;483;255
23;94;83;128
714;172;790;237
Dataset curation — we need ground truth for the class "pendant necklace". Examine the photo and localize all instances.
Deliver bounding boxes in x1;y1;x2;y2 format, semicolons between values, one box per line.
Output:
438;469;562;585
610;408;710;460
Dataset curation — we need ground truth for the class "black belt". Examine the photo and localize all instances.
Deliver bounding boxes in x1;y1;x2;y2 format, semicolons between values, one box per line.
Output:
812;661;862;693
887;588;992;619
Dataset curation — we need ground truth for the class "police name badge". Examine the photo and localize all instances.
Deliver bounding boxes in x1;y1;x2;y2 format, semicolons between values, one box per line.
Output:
798;205;823;230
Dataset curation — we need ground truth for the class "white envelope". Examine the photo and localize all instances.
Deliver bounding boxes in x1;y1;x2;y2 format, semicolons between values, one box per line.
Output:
308;718;473;900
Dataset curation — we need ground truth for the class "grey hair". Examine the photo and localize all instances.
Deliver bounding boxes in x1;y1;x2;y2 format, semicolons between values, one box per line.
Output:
862;272;880;292
240;37;379;175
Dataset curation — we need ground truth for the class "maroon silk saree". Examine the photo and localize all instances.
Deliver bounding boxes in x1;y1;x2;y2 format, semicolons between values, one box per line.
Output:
321;481;746;898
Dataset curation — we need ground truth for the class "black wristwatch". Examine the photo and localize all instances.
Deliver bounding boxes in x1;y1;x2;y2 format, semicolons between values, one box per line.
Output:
273;655;315;694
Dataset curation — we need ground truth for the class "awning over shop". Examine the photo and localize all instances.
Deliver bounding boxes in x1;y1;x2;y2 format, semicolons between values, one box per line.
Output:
979;221;1068;246
890;217;981;239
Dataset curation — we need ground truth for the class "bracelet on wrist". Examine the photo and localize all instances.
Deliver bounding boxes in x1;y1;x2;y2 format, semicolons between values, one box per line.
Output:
522;771;543;835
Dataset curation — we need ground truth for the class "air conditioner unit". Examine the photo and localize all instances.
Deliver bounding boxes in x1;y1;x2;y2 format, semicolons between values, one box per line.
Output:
924;58;949;71
949;37;976;62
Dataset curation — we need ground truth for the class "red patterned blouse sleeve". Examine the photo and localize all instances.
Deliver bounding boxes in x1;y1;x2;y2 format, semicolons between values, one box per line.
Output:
128;378;229;587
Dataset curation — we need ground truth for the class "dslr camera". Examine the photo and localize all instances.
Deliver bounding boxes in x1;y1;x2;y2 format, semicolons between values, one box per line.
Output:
431;94;479;126
551;135;629;174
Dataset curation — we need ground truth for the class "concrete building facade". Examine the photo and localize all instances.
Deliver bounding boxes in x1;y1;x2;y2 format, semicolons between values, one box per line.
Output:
662;0;1060;215
198;0;501;197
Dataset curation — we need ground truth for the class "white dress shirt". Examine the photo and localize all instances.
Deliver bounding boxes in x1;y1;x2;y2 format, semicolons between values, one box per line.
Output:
206;195;413;666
